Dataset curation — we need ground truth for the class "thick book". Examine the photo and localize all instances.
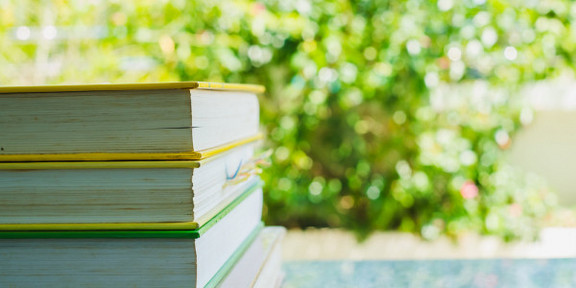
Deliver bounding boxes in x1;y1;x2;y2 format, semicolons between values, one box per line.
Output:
0;186;264;288
0;81;263;161
0;143;260;230
218;226;286;288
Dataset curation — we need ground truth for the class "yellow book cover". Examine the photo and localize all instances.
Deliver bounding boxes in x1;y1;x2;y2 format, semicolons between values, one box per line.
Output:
0;81;264;161
0;81;265;94
0;141;263;231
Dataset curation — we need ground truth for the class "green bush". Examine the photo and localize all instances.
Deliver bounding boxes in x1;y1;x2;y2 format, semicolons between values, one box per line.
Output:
1;0;573;240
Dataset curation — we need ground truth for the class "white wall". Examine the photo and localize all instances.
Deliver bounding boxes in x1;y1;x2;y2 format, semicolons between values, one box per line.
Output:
508;110;576;206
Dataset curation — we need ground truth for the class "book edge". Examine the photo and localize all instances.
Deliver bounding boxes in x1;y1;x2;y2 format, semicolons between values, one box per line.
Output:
0;222;200;232
204;223;265;288
0;161;201;170
217;227;286;288
195;180;261;237
251;227;287;288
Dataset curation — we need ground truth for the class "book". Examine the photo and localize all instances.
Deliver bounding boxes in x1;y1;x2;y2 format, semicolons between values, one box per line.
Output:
218;226;286;288
0;81;263;161
0;81;284;288
0;143;260;230
0;186;264;288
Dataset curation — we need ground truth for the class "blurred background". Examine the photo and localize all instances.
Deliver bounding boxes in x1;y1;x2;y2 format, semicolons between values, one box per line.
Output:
2;0;576;258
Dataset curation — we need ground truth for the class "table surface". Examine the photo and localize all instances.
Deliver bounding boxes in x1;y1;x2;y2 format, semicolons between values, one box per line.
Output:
282;258;576;288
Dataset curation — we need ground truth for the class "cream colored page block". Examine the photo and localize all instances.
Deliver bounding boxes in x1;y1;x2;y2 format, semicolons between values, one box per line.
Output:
0;89;192;154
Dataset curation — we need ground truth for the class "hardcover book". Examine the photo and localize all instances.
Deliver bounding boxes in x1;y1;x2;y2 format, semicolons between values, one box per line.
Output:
0;186;264;288
0;145;261;230
0;81;263;161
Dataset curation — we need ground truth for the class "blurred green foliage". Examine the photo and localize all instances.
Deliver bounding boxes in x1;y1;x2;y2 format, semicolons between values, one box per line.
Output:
1;0;572;240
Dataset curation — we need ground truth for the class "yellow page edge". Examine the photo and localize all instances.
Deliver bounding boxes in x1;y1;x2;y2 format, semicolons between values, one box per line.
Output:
0;160;201;170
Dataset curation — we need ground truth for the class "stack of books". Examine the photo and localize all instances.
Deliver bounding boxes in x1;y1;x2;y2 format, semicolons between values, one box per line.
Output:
0;82;285;287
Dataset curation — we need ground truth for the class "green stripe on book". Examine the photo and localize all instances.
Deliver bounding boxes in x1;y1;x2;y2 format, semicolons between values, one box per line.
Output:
0;230;199;239
205;222;264;288
195;180;262;237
